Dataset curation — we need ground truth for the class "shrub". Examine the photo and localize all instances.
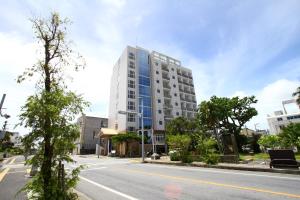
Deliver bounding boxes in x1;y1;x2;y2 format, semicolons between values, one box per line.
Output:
167;134;191;163
258;135;281;150
196;136;220;165
169;150;180;161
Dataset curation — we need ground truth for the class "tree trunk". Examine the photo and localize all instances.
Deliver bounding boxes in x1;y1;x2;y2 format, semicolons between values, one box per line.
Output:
41;40;54;199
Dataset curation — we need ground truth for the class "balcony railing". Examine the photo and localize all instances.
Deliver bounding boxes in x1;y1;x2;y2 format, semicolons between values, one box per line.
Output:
164;104;173;109
161;67;169;72
164;93;172;98
163;84;171;89
162;75;170;80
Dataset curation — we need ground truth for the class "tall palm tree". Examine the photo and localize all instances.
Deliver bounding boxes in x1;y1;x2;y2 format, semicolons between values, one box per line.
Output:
293;86;300;106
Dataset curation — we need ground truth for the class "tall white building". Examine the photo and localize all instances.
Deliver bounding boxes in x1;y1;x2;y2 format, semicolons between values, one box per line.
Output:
108;46;197;150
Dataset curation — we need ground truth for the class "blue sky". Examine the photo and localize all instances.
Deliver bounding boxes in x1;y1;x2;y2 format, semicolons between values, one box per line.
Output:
0;0;299;133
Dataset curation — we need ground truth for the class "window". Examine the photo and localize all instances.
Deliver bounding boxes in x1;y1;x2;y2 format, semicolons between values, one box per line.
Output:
159;121;163;125
156;80;159;83
128;126;135;131
128;70;135;78
128;113;135;122
171;68;174;71
172;76;175;79
277;118;283;121
175;102;178;106
155;134;164;142
157;89;160;93
129;52;135;60
156;71;159;74
174;93;177;97
158;110;162;114
176;112;179;116
158;99;161;103
128;101;135;110
155;62;158;66
173;84;176;88
128;90;135;99
129;61;135;69
128;80;135;88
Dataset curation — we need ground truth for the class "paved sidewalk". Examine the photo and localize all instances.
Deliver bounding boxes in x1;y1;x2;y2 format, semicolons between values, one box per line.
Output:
145;156;300;175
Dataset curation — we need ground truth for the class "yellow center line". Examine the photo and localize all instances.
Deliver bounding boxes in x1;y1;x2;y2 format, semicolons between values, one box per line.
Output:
117;168;300;199
0;167;10;182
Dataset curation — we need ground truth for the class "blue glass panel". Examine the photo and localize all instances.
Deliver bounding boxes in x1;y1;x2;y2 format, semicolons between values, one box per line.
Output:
139;76;150;86
139;85;150;96
139;97;151;107
139;107;152;118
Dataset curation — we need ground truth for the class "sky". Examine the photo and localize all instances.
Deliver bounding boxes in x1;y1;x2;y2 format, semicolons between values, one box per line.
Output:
0;0;299;134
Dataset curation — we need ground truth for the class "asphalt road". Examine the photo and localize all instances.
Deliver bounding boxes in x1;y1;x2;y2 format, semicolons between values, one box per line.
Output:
0;156;28;200
71;155;300;200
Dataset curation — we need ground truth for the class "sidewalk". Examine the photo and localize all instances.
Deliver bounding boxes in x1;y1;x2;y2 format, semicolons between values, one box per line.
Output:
144;156;300;175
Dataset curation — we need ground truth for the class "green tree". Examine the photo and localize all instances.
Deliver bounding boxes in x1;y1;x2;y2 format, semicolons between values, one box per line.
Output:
293;86;300;106
279;123;300;149
198;96;258;152
167;134;192;163
18;12;88;199
258;135;281;150
166;117;205;150
166;116;196;135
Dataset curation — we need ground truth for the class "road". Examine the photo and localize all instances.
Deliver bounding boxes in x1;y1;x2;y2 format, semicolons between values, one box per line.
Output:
0;156;28;200
70;155;300;200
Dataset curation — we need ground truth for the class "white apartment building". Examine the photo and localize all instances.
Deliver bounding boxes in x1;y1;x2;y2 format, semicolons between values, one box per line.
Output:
108;46;197;150
267;99;300;134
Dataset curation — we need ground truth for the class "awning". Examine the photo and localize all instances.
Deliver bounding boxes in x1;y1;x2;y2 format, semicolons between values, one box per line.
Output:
98;128;119;138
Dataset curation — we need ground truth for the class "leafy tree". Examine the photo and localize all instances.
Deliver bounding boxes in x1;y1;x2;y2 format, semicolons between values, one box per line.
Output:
293;86;300;106
167;134;192;163
198;96;258;152
258;135;281;150
0;131;13;151
166;117;205;150
279;123;300;149
166;117;196;135
17;12;88;199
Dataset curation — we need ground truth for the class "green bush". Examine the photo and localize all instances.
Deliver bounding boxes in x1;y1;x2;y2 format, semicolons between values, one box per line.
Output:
181;153;193;163
167;134;191;163
258;135;281;150
169;151;180;161
196;136;220;165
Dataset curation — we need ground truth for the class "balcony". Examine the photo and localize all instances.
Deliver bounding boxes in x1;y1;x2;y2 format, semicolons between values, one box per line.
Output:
179;88;184;92
163;92;172;99
189;83;194;87
164;113;173;119
163;83;171;89
161;65;169;72
178;79;183;84
162;75;170;80
177;71;182;76
164;104;173;109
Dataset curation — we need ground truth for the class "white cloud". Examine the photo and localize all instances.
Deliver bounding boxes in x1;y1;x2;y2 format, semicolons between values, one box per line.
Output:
238;79;300;130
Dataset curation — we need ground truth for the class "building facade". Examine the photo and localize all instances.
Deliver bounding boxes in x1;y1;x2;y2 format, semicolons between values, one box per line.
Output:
75;115;108;154
267;111;300;134
108;46;197;150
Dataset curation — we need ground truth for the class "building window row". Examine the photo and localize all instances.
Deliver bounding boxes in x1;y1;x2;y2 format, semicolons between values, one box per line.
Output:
128;70;135;78
128;80;135;88
128;101;135;110
128;113;135;122
129;52;135;60
129;61;135;69
128;90;135;99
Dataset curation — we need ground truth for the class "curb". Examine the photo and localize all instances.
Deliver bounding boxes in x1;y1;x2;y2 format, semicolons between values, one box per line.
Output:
144;160;300;175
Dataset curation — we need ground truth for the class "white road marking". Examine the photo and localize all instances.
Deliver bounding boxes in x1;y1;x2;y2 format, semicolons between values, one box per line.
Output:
142;164;300;181
81;167;107;171
79;175;139;200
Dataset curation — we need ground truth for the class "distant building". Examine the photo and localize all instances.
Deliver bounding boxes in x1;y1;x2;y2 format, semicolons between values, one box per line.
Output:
240;128;267;137
267;99;300;134
74;115;108;154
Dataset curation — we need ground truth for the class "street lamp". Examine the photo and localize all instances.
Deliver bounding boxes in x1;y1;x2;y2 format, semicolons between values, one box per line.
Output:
118;97;145;162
